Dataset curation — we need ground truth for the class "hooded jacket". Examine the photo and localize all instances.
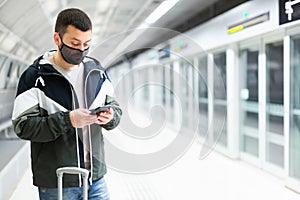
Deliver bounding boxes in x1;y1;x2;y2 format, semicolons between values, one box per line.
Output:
12;52;122;188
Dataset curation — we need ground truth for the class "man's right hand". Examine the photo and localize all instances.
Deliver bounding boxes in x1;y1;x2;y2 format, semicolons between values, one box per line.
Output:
69;108;99;128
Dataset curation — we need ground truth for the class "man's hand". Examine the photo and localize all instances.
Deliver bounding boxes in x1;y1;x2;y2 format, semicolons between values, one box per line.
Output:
96;107;114;125
70;108;99;128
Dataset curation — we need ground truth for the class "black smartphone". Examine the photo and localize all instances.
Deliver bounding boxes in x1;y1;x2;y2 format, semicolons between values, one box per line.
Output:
89;106;111;115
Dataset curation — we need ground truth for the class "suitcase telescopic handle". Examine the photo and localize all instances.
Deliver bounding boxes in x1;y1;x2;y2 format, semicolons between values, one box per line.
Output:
56;167;89;200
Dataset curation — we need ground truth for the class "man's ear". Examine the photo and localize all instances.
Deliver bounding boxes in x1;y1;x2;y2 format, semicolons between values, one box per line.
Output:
53;32;60;46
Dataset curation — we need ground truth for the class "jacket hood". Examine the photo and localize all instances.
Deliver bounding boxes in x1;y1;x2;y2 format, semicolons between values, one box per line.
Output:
32;51;106;76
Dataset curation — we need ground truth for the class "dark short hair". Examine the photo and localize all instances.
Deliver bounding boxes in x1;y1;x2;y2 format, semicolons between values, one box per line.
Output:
55;8;92;36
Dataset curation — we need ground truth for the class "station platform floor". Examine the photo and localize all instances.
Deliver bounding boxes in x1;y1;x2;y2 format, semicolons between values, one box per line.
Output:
6;109;300;200
9;140;300;200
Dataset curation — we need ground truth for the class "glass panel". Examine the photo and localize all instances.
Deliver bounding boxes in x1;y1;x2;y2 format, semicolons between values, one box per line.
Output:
170;64;174;108
0;58;11;89
213;52;227;147
0;55;5;71
214;104;227;146
180;61;191;128
265;41;284;168
290;34;300;179
199;55;208;99
214;52;226;100
198;55;208;136
268;115;283;134
6;63;19;89
244;112;259;129
239;46;259;157
153;66;163;104
143;69;149;102
267;142;284;167
243;135;259;157
162;66;166;106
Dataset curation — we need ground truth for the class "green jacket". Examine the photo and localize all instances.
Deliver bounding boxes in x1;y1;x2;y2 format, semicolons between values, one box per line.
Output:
12;52;122;188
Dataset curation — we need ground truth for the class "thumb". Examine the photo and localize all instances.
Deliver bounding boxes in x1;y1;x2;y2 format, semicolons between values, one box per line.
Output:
81;108;91;114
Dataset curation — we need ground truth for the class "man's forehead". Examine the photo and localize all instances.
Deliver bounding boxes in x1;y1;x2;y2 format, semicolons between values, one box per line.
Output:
63;26;92;42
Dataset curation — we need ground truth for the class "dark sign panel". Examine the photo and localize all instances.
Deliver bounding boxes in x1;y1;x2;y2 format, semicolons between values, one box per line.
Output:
279;0;300;25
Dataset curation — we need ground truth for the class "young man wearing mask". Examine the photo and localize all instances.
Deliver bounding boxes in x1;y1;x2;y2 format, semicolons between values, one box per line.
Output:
12;8;122;200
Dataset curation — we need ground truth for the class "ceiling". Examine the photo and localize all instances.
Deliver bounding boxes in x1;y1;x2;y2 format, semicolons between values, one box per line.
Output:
0;0;248;66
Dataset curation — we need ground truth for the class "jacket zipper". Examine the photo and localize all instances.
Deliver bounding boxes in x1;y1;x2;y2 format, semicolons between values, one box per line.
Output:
38;71;83;187
84;68;106;185
41;67;106;186
70;87;82;187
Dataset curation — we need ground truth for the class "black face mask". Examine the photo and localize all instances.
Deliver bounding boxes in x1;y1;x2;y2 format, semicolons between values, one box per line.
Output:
59;37;89;65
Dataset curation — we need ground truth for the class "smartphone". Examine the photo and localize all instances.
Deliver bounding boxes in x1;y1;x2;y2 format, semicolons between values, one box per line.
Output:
89;106;111;115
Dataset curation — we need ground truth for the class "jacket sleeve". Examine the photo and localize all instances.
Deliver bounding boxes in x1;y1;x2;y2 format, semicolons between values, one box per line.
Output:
12;109;73;142
12;66;74;142
102;95;122;131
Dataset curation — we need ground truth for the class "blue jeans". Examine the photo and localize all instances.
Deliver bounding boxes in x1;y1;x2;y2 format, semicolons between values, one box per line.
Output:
38;177;110;200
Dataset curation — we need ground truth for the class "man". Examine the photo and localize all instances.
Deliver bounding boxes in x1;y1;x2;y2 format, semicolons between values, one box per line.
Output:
12;8;122;199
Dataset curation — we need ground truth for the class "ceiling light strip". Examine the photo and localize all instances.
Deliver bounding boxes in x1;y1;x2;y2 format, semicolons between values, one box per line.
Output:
145;0;179;24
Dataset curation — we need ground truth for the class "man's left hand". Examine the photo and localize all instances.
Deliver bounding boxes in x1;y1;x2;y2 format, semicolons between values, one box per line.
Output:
96;107;114;124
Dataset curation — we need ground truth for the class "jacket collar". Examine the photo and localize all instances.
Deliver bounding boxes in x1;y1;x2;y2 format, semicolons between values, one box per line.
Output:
32;51;106;76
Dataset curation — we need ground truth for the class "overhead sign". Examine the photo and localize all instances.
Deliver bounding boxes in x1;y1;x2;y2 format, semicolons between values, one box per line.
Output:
158;44;170;60
227;12;270;34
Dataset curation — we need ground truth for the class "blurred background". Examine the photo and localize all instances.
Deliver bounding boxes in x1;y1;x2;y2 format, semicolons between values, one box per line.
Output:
1;0;300;199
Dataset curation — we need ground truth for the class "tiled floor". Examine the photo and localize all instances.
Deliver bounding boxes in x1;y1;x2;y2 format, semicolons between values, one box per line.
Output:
9;141;300;200
8;110;300;200
105;143;300;200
